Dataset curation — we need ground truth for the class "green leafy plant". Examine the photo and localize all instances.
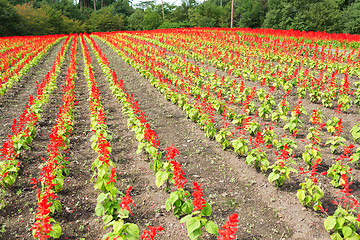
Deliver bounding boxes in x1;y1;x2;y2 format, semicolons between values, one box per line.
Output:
337;95;352;112
326;136;346;154
245;148;269;172
323;174;360;240
350;123;360;142
327;117;341;135
297;178;324;211
248;120;260;136
231;137;249;155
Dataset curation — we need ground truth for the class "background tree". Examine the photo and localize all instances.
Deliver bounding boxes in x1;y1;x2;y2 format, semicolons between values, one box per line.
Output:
343;1;360;34
14;3;54;35
236;0;266;28
113;0;134;16
142;5;162;30
86;5;125;32
0;0;23;36
188;1;224;27
2;0;360;36
127;8;145;30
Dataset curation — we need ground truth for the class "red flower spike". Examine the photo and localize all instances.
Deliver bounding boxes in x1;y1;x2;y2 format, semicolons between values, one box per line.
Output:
120;186;136;215
170;160;187;189
107;168;116;185
165;145;180;160
140;226;164;240
192;181;206;211
218;213;239;240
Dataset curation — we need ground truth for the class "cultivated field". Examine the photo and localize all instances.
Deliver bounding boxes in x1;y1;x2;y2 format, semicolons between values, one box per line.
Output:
1;28;360;240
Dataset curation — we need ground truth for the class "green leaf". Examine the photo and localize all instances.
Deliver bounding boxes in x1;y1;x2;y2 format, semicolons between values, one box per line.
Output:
102;215;113;225
113;220;124;233
180;214;191;224
168;192;179;205
201;203;212;216
97;193;108;203
50;200;62;213
155;170;169;187
342;226;352;238
296;189;305;202
205;220;218;235
50;223;61;238
125;223;139;239
268;172;279;183
187;217;201;234
94;179;106;191
188;228;202;240
324;216;336;231
337;217;345;228
182;200;194;214
165;200;172;211
330;232;343;240
95;203;105;216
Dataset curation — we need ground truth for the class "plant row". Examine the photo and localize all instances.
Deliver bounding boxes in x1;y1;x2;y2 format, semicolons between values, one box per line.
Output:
80;34;166;240
30;35;78;240
0;35;73;191
86;34;239;240
0;35;66;97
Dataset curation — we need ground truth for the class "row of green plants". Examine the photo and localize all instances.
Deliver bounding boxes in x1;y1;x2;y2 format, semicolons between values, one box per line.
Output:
0;35;73;191
31;35;78;239
86;34;239;240
0;35;66;97
80;34;147;240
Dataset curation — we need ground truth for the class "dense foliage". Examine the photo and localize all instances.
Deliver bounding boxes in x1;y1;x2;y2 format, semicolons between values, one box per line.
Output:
0;0;360;36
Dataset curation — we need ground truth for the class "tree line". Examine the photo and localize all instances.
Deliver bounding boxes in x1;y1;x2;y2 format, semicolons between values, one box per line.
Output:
1;0;360;37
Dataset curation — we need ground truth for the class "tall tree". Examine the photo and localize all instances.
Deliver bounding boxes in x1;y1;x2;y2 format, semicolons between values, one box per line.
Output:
0;0;22;36
230;0;234;27
236;0;266;28
161;0;165;21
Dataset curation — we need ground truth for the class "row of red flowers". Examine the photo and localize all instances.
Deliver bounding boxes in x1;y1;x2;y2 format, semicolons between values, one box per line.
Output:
31;34;78;240
0;35;73;192
0;35;66;97
89;33;239;240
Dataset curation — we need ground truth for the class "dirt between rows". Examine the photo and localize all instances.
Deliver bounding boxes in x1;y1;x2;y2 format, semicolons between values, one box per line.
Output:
0;35;332;240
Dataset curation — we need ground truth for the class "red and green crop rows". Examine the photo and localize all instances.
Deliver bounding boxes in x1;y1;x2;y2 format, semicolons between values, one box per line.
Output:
1;28;360;240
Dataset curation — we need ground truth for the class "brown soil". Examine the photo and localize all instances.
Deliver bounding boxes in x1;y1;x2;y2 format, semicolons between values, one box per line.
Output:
0;34;341;240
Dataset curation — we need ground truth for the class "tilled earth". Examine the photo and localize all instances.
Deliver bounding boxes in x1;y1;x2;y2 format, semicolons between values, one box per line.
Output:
0;35;340;240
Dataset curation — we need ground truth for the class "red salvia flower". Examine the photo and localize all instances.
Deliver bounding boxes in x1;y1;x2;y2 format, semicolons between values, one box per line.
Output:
140;225;164;240
218;213;239;240
192;181;206;211
120;186;136;215
170;160;186;189
107;167;116;185
165;145;179;160
334;119;343;136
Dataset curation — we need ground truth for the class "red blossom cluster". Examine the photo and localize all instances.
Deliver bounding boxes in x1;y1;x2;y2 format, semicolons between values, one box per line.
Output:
120;186;136;215
165;145;186;189
165;145;180;160
140;226;164;240
218;213;239;240
192;181;206;211
299;158;327;185
31;34;78;239
331;174;360;221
